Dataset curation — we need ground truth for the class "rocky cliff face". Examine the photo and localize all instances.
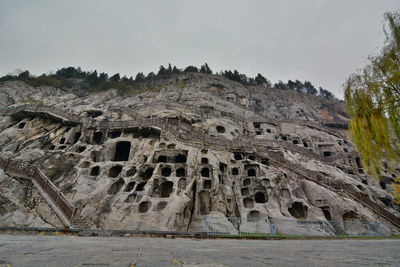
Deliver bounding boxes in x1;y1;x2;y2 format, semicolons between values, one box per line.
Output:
0;73;399;235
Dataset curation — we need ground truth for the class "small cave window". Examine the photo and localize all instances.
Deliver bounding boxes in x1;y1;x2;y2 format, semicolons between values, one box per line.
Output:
248;155;255;160
379;181;387;190
136;182;146;191
124;181;136;192
108;178;125;194
232;168;239;175
140;168;154;180
93;132;103;144
243;197;254;208
361;179;368;185
58;145;67;150
139;201;151;213
203;180;212;189
253;122;261;128
243;178;251;186
201;157;209;164
60;138;66;144
113;141;131;161
266;129;271;133
380;197;392;207
161;167;172;177
109;165;123;178
342;211;359;221
91;151;100;162
261;159;269;166
303;142;309;148
247;210;260;220
157;155;167;163
241;188;250;196
322;208;332;221
355;157;363;169
219;163;227;173
175;154;187;163
201;167;210;177
247;168;256;177
157;201;168;211
216;126;226;133
125;193;136;203
64;127;71;133
126;167;137;176
282;135;287;141
90;166;100;176
87;110;103;118
77;146;86;153
234;153;243;160
167;143;176;149
292;140;299;145
158;142;166;148
73;132;81;144
48;144;55;150
176;168;185;177
109;130;122;139
255;192;267;203
323;151;332;157
288;202;307;219
160;181;174;198
255;130;262;135
17;122;26;129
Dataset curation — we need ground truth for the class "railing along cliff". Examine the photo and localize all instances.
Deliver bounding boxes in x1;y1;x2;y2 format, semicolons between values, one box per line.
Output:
2;104;399;228
0;152;75;228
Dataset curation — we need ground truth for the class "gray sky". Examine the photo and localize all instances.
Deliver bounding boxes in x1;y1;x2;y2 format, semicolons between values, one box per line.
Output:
1;0;399;99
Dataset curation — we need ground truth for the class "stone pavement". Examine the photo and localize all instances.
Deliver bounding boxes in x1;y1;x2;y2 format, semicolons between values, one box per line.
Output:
0;234;399;267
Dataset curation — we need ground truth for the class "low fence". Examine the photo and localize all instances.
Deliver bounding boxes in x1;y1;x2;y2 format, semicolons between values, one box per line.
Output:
202;216;391;237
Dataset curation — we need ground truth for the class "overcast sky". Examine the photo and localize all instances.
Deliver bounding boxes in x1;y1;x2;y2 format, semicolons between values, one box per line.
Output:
1;0;399;98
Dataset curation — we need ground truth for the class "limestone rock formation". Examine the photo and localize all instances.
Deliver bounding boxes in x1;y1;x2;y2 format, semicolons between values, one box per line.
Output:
0;73;399;235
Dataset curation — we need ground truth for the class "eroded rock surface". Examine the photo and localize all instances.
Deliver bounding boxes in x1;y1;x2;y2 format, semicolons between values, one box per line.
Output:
0;73;399;235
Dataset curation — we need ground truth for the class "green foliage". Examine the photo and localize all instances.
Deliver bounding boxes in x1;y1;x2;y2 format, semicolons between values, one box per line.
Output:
0;63;330;100
200;63;213;74
345;11;400;176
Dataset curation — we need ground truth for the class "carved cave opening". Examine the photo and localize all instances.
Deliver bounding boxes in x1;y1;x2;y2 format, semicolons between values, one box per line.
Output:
109;165;123;178
139;201;151;213
90;166;100;176
288;202;307;219
140;168;154;180
160;181;174;198
161;167;172;177
175;154;187;163
113;141;131;161
108;178;125;194
124;181;136;192
93;131;103;144
201;167;210;177
176;167;185;177
255;192;267;203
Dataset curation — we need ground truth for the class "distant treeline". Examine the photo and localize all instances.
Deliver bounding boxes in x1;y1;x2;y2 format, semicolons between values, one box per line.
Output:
0;63;335;98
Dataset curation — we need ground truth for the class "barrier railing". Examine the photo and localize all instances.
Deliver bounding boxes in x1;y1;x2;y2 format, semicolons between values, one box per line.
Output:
0;152;75;227
0;104;350;164
202;216;391;236
2;104;399;229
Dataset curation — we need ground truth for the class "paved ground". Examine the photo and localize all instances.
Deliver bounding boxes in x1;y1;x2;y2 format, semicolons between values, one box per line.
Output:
0;234;399;267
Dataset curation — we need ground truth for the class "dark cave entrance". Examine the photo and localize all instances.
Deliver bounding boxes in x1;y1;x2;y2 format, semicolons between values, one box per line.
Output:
113;141;131;161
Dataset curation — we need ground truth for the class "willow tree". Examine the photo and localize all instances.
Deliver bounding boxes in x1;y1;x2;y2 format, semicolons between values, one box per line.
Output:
345;12;400;181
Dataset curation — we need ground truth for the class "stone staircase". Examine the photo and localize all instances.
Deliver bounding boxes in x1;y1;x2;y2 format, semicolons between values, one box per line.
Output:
0;152;75;228
1;104;399;229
